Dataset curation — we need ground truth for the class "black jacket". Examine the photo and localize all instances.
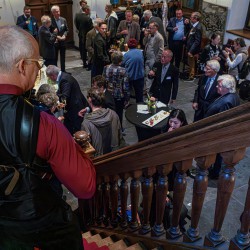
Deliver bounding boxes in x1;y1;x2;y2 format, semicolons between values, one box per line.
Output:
186;22;202;55
51;16;69;46
74;12;93;39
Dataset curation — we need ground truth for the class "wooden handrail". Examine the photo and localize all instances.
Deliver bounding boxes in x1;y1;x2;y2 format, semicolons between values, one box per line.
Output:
94;102;250;176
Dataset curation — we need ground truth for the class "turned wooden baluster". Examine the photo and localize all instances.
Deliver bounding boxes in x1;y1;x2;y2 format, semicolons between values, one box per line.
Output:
184;154;216;243
119;173;129;229
204;148;246;248
139;166;156;235
95;181;103;225
129;170;142;232
229;177;250;250
110;175;119;228
152;164;172;237
167;159;192;239
103;177;111;227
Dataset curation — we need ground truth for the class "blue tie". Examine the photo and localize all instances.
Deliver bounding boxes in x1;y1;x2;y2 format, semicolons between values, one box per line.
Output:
204;78;212;98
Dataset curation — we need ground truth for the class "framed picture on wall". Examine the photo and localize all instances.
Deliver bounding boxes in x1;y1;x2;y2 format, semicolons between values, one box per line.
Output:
244;1;250;30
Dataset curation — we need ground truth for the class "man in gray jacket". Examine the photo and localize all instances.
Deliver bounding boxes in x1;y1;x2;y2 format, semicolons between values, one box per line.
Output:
143;21;164;93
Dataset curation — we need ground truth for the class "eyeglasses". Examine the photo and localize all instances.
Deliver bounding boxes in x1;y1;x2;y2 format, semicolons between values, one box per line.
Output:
24;58;44;70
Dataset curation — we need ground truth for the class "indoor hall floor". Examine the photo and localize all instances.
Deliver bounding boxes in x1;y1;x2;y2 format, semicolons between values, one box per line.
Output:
63;48;249;243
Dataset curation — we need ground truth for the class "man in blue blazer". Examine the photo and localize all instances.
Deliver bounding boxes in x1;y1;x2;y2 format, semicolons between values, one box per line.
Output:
16;6;38;39
166;8;189;69
192;60;221;122
51;5;69;72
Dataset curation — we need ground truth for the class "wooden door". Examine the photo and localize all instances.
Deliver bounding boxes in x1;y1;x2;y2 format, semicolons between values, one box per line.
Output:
25;0;74;43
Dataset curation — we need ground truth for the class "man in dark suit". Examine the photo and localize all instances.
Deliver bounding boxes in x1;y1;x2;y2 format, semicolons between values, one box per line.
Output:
51;5;69;72
166;8;189;69
149;49;179;105
16;6;38;39
92;22;110;78
74;5;93;68
185;12;202;81
192;60;221;122
46;65;88;135
38;16;58;66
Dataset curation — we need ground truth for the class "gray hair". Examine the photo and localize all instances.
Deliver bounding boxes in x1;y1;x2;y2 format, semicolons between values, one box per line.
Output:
41;15;51;25
51;5;60;12
144;10;152;17
93;18;103;27
38;92;59;109
192;12;201;21
46;65;61;76
218;74;236;93
36;83;56;100
163;48;173;58
0;26;34;74
206;60;220;73
111;51;123;65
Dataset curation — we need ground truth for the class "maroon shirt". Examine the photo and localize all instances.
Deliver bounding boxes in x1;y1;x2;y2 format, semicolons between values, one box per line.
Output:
0;84;96;199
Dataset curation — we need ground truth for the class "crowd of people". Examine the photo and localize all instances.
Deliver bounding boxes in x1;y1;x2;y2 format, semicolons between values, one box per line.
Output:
0;1;249;248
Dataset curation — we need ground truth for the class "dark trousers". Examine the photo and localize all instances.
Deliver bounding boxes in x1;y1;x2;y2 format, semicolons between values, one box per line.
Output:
91;63;104;78
44;58;57;67
114;98;124;129
130;78;144;103
169;40;184;69
0;204;83;250
55;43;66;72
79;36;87;65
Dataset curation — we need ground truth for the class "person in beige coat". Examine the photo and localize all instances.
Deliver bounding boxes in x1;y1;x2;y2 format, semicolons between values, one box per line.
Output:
143;21;164;92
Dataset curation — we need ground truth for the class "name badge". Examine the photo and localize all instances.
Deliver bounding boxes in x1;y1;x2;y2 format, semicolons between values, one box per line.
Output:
166;76;171;80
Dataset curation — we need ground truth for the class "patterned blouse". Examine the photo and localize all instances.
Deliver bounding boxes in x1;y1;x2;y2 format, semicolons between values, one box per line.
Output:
103;64;130;102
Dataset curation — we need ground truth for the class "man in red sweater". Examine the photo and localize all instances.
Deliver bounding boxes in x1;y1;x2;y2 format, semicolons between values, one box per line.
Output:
0;26;96;250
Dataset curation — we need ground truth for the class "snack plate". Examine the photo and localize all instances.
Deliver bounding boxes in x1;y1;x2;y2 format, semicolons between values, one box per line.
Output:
142;110;170;127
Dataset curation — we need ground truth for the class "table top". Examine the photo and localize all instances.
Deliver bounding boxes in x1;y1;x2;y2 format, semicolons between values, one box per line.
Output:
125;103;170;130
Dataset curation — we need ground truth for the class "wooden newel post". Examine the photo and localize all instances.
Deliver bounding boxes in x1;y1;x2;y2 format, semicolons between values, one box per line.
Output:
139;166;156;235
129;170;142;232
184;154;216;243
204;148;246;248
151;164;172;237
229;177;250;250
167;159;192;239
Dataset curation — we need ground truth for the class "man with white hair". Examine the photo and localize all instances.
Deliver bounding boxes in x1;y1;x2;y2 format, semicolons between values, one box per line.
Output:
0;26;96;249
51;5;69;72
46;65;88;134
192;60;221;121
38;15;58;66
143;9;167;46
205;74;240;117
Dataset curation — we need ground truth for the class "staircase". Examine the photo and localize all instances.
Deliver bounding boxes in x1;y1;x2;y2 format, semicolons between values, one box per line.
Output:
79;103;250;250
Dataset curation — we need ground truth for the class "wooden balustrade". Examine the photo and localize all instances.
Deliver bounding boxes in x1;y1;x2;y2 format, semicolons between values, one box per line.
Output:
81;103;250;250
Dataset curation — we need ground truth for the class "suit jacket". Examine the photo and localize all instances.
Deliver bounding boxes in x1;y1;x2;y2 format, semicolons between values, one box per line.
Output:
116;20;140;43
166;17;189;46
150;62;179;104
38;25;57;59
57;72;88;134
74;12;93;39
86;28;97;64
143;31;164;63
149;16;167;46
93;33;110;67
16;15;38;38
51;16;69;46
204;93;240;118
193;74;220;122
186;22;202;55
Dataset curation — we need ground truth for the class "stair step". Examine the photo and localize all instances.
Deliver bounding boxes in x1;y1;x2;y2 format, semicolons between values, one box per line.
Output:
125;243;144;250
109;239;128;250
96;236;114;247
86;233;103;243
82;231;92;239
